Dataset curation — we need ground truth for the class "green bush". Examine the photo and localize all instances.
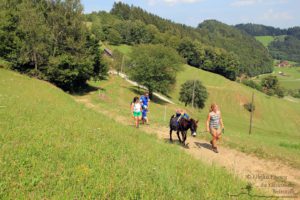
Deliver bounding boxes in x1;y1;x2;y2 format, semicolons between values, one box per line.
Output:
266;89;275;96
244;103;255;112
0;59;12;69
242;79;262;91
275;87;285;98
289;89;300;98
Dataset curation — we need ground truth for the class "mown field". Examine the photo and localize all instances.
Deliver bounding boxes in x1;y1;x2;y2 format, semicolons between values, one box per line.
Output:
255;35;286;47
0;68;259;199
254;66;300;90
96;44;300;169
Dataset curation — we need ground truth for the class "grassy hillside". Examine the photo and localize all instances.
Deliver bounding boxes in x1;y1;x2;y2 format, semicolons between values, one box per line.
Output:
254;66;300;90
172;66;300;167
99;45;300;168
0;68;256;199
255;36;275;47
255;35;286;47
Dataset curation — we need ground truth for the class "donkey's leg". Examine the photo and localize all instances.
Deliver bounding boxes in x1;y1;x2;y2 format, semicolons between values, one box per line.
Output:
182;131;187;145
176;131;182;143
169;129;173;142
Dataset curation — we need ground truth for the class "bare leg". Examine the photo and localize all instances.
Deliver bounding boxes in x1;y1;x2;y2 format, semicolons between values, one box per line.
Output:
135;117;139;128
137;116;141;128
210;129;218;148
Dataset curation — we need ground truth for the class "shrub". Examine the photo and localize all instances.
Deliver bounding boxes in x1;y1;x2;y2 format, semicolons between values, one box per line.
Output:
244;103;255;112
242;79;262;91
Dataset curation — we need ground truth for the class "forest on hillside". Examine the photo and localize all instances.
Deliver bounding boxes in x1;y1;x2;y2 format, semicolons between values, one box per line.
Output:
86;2;273;78
0;1;275;90
236;24;300;63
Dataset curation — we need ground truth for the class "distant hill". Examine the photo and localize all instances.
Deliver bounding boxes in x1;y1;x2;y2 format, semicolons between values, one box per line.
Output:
236;23;300;63
87;2;273;77
197;20;273;76
235;23;287;36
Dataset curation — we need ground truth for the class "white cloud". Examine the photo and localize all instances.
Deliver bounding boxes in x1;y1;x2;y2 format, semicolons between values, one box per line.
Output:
231;0;288;7
147;0;204;6
262;9;293;20
231;0;261;7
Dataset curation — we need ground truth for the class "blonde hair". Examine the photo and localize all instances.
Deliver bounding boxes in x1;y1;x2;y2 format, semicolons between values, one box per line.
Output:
210;103;218;112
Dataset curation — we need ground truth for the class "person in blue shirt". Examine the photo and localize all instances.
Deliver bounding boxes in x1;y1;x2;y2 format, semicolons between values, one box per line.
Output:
140;92;150;125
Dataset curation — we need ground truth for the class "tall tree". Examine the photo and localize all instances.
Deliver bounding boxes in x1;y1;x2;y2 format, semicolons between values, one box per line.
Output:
179;80;208;109
17;0;50;72
129;44;182;98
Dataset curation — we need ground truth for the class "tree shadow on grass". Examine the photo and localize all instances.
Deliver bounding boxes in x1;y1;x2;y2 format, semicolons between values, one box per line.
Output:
71;83;105;96
128;86;171;105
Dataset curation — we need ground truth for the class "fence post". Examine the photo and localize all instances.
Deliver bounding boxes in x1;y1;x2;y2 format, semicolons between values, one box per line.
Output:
249;92;254;135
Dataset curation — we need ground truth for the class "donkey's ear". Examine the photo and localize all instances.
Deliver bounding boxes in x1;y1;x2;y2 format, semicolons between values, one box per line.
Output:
196;120;199;124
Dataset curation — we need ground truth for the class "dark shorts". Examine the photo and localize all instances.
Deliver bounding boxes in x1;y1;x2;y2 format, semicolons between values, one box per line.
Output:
142;110;147;118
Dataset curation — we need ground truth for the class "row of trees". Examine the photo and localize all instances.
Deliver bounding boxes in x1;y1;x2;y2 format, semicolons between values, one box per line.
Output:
235;23;287;36
0;0;108;91
269;36;300;63
177;39;240;80
236;23;300;38
242;76;285;98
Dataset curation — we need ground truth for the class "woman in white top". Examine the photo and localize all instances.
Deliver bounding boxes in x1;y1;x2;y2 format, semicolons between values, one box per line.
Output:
131;96;142;128
206;103;224;153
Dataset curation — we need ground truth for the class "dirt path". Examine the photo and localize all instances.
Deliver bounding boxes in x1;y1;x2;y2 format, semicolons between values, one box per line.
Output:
75;96;300;199
109;70;175;104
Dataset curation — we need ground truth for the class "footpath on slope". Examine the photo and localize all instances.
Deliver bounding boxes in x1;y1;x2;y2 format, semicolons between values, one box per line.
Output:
75;94;300;200
108;70;175;104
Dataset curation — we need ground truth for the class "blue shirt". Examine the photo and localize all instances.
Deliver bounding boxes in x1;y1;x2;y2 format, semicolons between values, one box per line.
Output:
140;95;150;106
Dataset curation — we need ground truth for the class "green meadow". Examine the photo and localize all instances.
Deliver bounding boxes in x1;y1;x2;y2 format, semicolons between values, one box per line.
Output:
255;35;286;47
254;66;300;90
90;65;300;168
0;68;260;199
91;44;300;169
172;65;300;168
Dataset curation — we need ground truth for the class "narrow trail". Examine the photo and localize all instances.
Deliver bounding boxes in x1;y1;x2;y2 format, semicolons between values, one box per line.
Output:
75;96;300;199
109;70;175;104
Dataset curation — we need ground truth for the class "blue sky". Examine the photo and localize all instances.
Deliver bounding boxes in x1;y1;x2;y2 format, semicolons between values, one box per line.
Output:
81;0;299;28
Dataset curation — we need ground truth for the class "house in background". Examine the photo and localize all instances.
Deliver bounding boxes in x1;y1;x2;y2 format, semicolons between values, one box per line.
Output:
277;60;290;67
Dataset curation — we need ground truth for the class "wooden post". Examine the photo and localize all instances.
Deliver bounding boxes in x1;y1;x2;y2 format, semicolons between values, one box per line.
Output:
249;92;254;135
192;80;196;108
121;55;124;74
164;105;167;121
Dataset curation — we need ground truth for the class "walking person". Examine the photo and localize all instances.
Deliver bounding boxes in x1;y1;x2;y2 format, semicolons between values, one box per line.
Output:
206;103;224;153
131;96;142;128
140;92;150;125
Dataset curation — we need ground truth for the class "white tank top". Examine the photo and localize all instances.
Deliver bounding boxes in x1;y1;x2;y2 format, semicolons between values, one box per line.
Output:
133;103;141;112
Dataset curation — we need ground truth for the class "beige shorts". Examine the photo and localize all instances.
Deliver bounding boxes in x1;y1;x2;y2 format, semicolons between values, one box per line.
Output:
210;127;221;135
